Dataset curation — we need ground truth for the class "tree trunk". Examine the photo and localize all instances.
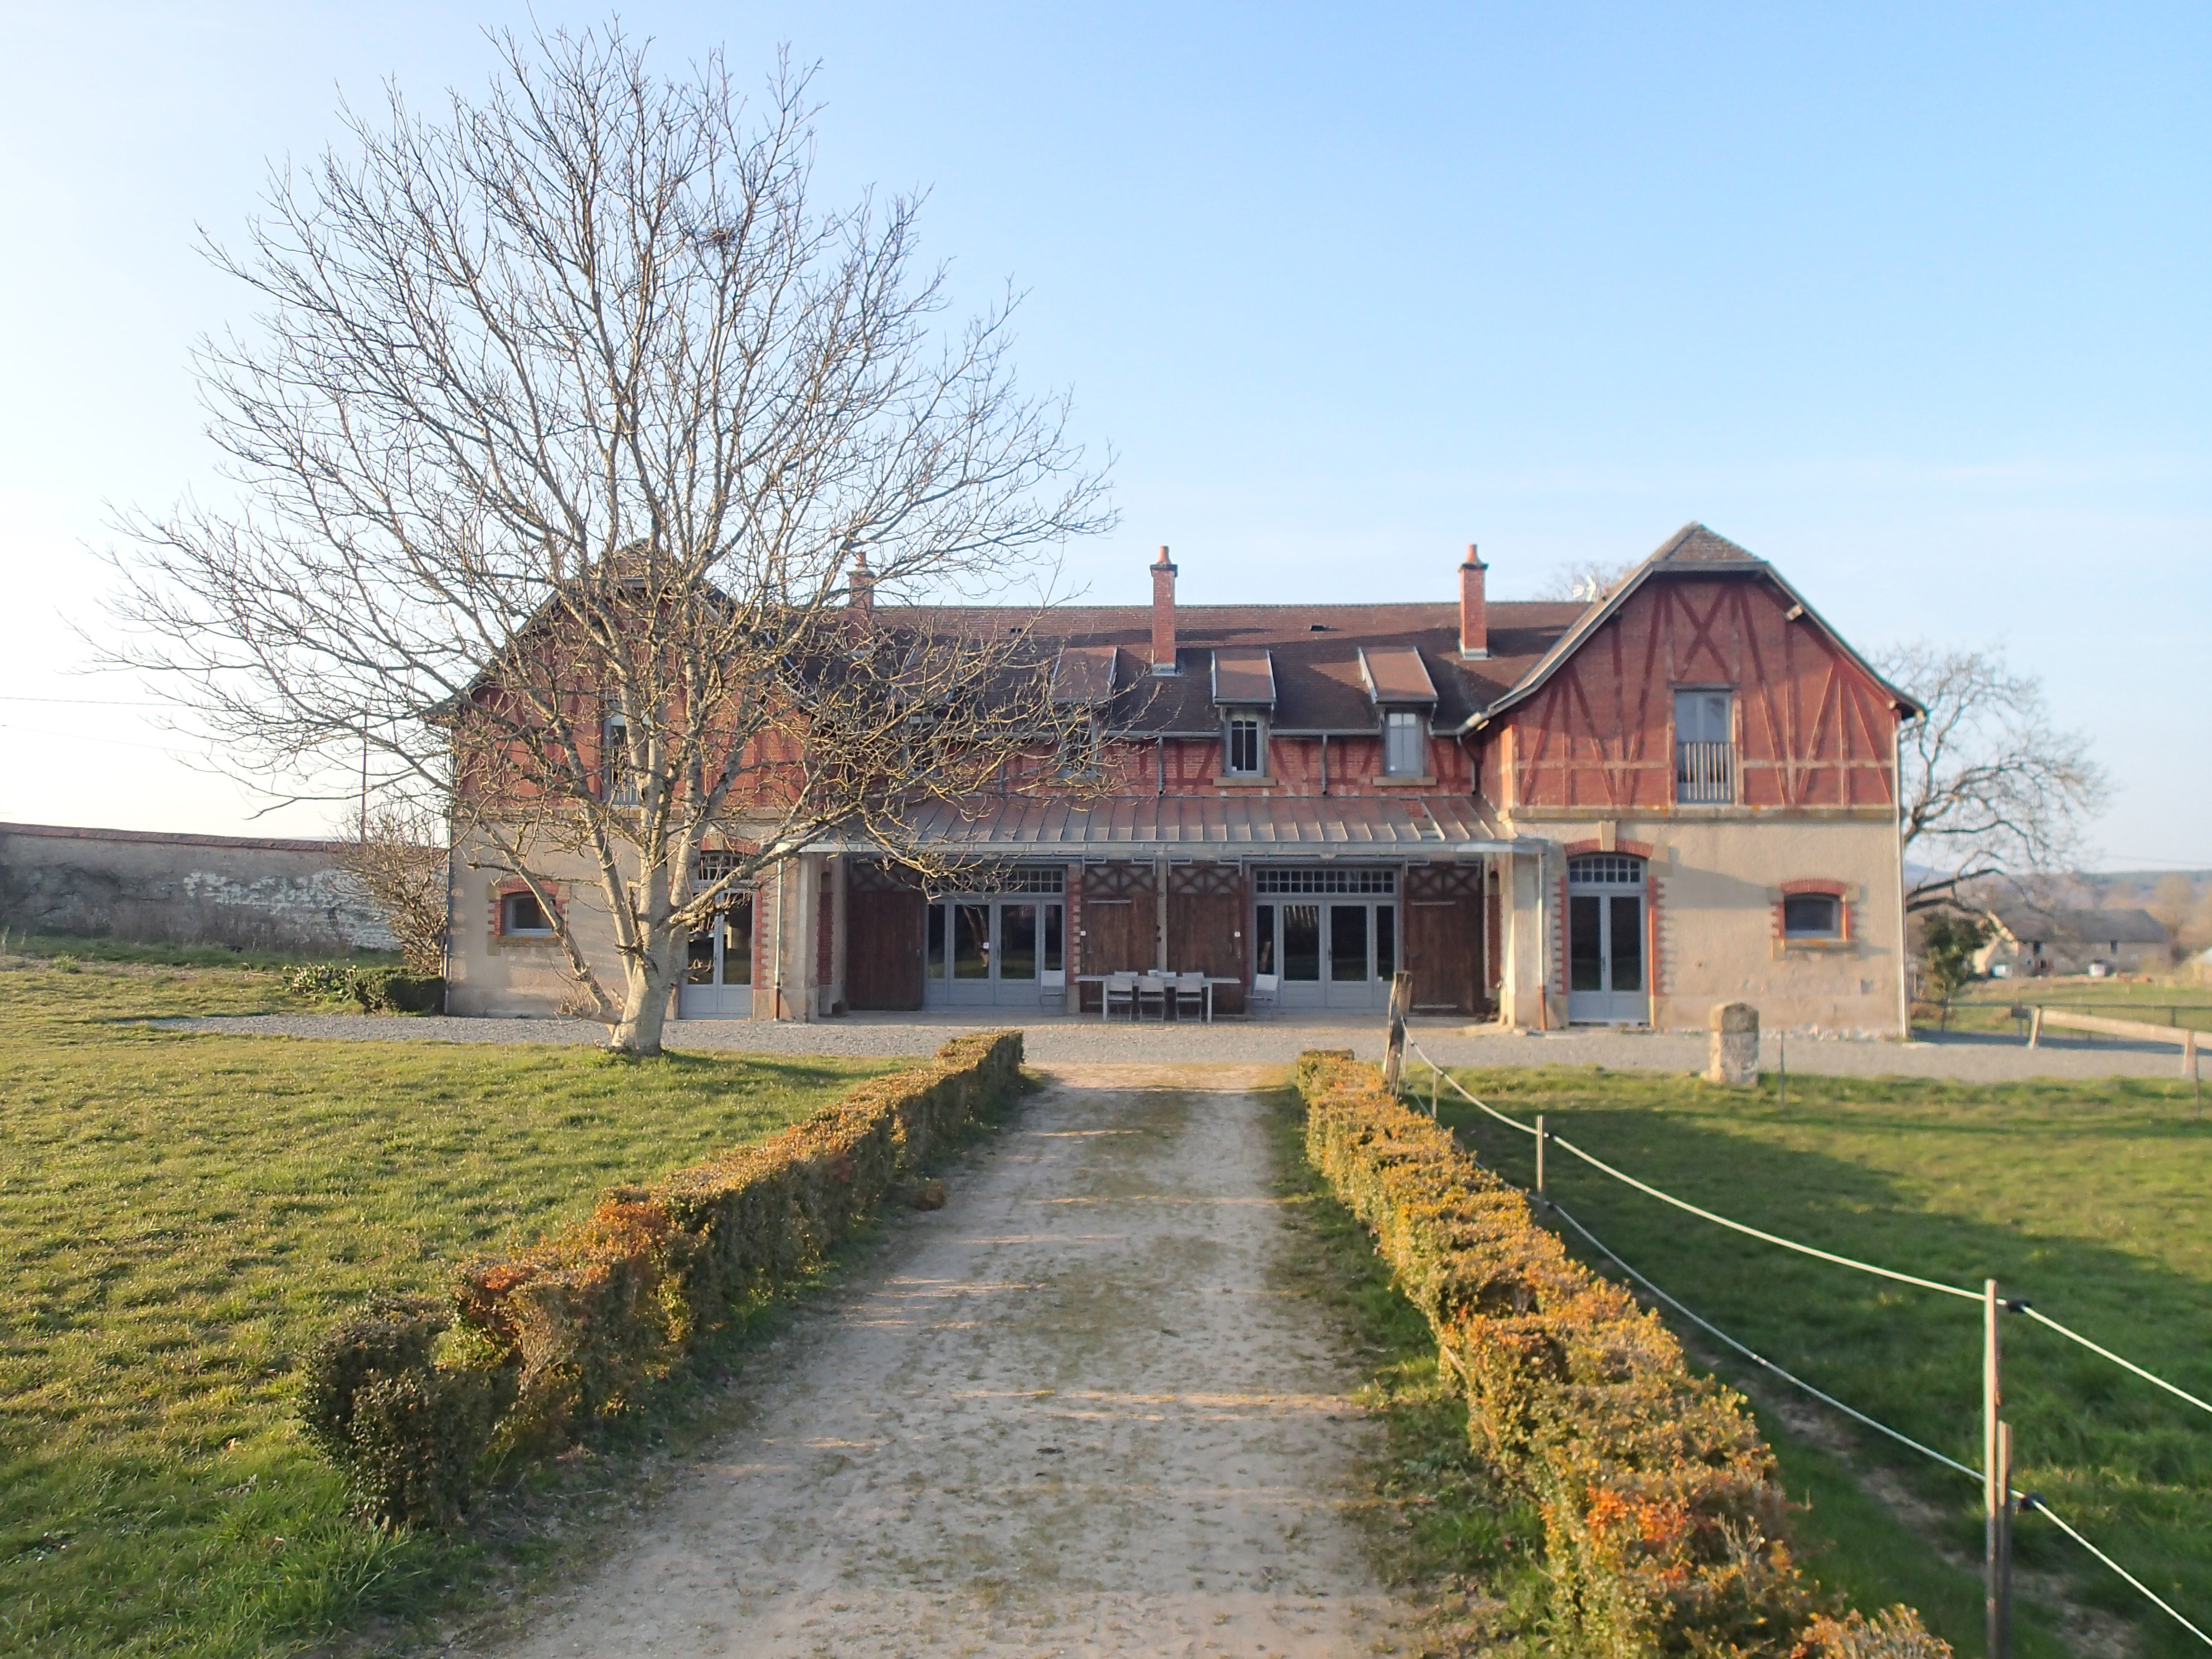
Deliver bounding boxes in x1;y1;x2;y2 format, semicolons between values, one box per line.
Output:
608;934;677;1055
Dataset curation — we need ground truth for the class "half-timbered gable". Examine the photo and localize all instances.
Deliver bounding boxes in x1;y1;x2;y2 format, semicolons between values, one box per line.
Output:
1473;526;1910;815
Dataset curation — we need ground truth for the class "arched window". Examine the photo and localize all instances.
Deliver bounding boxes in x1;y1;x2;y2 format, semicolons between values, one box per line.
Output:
1566;853;1646;887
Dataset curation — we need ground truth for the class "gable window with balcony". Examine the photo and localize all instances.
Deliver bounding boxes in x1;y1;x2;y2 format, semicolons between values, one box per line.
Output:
1382;710;1427;777
602;714;639;806
1225;714;1267;777
1674;688;1734;804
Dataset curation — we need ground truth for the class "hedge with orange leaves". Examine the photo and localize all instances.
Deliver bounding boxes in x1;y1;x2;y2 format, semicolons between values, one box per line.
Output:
303;1031;1022;1525
1294;1050;1946;1659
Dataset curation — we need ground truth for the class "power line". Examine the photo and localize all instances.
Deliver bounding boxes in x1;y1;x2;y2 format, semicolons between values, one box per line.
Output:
0;694;169;706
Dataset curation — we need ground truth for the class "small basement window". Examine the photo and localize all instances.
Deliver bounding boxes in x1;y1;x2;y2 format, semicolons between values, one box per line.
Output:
1782;893;1842;939
501;890;554;936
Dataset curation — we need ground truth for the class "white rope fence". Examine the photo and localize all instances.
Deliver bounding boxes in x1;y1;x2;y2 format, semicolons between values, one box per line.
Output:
1396;1041;2212;1650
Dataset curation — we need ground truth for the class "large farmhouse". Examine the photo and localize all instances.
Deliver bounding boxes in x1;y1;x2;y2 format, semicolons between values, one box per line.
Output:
448;524;1920;1035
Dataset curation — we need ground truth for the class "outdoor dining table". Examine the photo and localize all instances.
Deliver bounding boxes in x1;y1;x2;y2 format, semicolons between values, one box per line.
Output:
1073;973;1242;1022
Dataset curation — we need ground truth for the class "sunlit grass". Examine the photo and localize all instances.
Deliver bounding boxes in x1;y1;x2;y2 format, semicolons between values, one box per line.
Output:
1443;1064;2212;1659
0;961;896;1656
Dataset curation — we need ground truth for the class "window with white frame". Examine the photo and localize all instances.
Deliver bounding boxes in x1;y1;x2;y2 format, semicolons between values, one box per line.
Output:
1674;688;1734;804
1225;714;1266;776
1782;892;1844;939
501;890;554;935
1382;710;1426;777
603;714;639;806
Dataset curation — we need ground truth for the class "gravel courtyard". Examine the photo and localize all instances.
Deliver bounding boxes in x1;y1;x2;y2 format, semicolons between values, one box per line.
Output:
459;1064;1416;1659
156;1008;2197;1082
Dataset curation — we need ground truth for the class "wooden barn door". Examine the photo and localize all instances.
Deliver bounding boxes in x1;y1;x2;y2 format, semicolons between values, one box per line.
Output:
846;862;924;1010
1401;863;1486;1016
1076;862;1157;1009
1167;862;1247;1014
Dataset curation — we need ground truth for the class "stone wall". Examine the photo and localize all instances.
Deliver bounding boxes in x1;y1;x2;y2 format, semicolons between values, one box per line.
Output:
0;822;402;955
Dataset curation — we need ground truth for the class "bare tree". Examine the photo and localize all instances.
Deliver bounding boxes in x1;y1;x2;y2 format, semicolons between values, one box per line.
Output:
104;26;1112;1054
338;804;449;973
1874;642;2110;912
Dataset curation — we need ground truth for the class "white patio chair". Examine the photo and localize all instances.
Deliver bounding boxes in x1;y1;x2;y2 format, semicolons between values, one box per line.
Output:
1103;972;1138;1022
1136;972;1169;1021
1248;972;1279;1017
1172;972;1208;1022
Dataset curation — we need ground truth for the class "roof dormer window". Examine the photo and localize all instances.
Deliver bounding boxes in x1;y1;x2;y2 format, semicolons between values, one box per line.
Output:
1383;710;1426;777
1225;714;1266;777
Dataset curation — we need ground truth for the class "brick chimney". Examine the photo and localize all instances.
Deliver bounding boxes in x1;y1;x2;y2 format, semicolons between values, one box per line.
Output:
847;547;874;616
1150;546;1178;674
1458;544;1488;659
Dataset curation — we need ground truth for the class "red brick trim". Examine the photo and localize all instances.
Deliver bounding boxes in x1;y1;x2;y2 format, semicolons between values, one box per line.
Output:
1561;836;1655;860
1647;869;1667;1000
1773;880;1852;944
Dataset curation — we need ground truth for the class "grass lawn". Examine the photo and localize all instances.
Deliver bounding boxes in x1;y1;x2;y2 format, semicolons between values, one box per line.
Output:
1440;1064;2212;1659
1926;977;2212;1037
0;959;903;1657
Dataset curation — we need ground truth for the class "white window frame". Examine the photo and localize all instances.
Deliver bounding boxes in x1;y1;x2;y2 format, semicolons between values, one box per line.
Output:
1673;687;1735;804
1781;892;1844;940
1224;713;1267;776
1382;710;1426;777
603;713;639;806
501;889;555;937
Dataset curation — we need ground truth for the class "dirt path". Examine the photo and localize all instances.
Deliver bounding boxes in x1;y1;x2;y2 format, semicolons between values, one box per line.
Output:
472;1063;1415;1658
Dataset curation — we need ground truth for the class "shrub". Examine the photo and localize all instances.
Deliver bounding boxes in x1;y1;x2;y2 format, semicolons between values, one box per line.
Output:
297;1296;514;1529
284;962;445;1013
1795;1608;1954;1659
1294;1051;1946;1659
303;1031;1022;1523
1917;914;1989;1002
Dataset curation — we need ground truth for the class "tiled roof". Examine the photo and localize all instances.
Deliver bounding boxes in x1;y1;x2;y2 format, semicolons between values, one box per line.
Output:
894;600;1588;735
1210;649;1276;705
813;794;1512;855
1465;522;1923;726
1358;644;1438;705
1991;907;2172;947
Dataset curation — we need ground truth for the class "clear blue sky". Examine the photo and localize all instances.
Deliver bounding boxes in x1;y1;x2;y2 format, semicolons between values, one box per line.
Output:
1;2;2205;865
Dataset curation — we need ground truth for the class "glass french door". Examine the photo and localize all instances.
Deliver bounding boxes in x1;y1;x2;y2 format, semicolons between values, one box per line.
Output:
1565;855;1647;1023
678;899;754;1018
924;895;1065;1007
1253;894;1396;1010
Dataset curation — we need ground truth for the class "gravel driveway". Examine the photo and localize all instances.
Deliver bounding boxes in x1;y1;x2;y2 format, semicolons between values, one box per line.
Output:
153;1010;2196;1082
460;1063;1414;1659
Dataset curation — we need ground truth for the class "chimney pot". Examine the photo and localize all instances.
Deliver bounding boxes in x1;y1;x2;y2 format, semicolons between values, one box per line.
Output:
1151;545;1178;674
1459;543;1488;658
847;548;874;615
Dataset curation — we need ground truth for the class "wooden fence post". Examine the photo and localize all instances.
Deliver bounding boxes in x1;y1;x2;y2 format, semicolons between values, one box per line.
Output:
1986;1280;2012;1659
1382;971;1413;1092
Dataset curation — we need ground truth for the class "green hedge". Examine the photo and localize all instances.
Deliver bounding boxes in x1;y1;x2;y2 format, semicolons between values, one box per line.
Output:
1294;1050;1946;1659
303;1030;1022;1525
